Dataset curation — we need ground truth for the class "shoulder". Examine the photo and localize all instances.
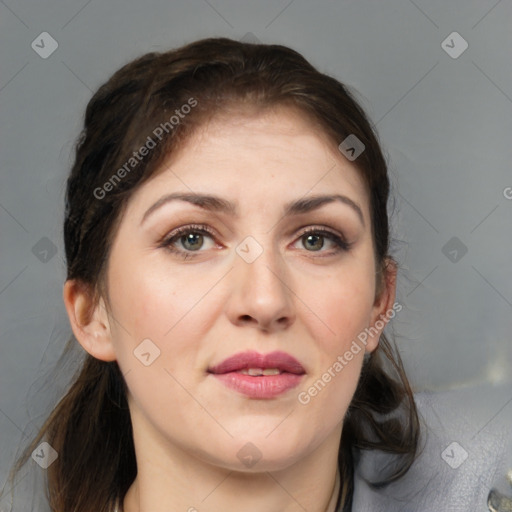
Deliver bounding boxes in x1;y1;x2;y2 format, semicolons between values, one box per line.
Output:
350;382;512;511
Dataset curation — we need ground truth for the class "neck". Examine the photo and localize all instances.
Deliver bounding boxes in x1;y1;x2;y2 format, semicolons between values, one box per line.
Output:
124;468;341;512
122;414;343;512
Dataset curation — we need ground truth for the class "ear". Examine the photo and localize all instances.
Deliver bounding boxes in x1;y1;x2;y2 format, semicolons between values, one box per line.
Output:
365;258;398;353
63;279;117;362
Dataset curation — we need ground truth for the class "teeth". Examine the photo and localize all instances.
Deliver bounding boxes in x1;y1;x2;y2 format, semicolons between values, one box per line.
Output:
240;368;263;376
239;368;281;376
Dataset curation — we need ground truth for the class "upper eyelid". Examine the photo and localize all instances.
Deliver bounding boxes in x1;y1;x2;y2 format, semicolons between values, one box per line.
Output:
161;224;217;244
164;223;345;238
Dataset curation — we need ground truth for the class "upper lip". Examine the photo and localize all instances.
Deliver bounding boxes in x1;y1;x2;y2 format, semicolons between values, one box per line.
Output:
208;350;306;375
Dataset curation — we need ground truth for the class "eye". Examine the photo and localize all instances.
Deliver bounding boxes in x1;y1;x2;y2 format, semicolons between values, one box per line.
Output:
159;224;218;258
159;224;351;260
293;227;351;255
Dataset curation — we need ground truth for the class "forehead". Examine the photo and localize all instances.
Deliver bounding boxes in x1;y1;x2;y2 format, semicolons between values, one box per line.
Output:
128;106;370;220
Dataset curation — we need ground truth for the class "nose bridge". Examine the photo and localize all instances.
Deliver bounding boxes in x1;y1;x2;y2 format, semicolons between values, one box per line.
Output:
227;233;295;330
239;233;290;301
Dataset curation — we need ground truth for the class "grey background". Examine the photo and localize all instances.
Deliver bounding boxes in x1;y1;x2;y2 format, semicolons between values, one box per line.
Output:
1;0;511;508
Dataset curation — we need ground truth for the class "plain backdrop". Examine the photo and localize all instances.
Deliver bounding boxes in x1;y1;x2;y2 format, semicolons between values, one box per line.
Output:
1;0;511;508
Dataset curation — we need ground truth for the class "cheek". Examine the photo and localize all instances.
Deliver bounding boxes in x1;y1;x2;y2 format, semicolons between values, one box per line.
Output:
296;262;376;425
108;266;212;429
109;255;215;340
107;258;225;394
303;266;376;351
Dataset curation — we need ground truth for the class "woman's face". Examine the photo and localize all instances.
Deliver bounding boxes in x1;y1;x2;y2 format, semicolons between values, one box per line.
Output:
99;107;393;472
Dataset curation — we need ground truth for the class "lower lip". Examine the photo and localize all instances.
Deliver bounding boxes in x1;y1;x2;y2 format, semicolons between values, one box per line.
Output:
211;372;304;399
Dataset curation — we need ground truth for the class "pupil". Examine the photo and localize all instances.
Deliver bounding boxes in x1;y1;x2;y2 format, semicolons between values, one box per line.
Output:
305;234;323;251
183;233;203;250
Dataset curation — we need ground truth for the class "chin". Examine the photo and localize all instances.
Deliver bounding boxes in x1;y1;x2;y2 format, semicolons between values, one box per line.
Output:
197;429;312;473
219;450;306;474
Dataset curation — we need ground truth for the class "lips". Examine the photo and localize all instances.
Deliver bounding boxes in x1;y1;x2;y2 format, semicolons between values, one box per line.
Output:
208;350;305;399
208;350;306;375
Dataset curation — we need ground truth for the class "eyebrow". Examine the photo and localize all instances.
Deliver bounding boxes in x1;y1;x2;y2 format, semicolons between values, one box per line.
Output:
140;192;365;226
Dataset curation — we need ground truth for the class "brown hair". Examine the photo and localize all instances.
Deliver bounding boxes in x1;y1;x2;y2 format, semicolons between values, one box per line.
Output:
3;37;420;511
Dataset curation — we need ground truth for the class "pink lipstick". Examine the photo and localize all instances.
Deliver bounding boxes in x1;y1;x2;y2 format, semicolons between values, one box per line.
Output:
208;350;305;399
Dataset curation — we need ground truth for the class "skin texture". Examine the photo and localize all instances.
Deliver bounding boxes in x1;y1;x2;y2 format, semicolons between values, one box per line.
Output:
63;106;396;512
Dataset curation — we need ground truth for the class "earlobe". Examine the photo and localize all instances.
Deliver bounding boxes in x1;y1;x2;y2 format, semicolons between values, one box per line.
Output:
366;258;398;353
62;279;117;362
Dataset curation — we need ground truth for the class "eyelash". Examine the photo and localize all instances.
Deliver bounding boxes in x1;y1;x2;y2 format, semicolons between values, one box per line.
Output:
159;224;352;260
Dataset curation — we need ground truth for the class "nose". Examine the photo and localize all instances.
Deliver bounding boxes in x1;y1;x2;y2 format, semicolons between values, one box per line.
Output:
225;240;296;333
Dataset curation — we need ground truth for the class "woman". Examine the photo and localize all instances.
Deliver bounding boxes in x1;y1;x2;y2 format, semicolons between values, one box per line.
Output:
6;37;419;511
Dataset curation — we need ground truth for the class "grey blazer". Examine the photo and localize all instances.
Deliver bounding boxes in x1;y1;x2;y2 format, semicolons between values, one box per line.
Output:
350;383;511;511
